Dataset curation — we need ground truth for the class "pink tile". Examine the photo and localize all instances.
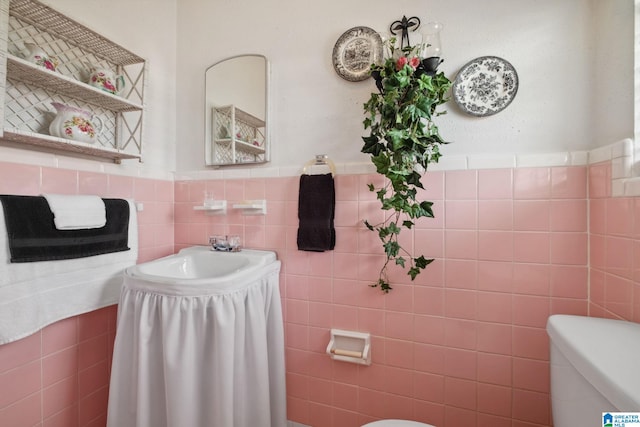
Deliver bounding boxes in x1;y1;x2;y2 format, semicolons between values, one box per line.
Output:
419;170;444;200
385;312;414;341
512;295;550;328
513;167;550;200
266;177;297;202
78;171;108;196
478;231;513;262
550;232;587;265
444;377;476;410
414;286;444;316
477;261;512;293
335;175;359;201
512;326;549;360
476;322;511;355
444;347;476;380
445;170;477;200
445;200;477;229
477;382;511;417
513;358;550;393
513;200;550;231
477;352;511;386
0;332;41;373
309;302;333;328
550;199;587;232
133;177;157;202
413;343;445;374
308;277;332;303
308;377;333;405
357;363;387;392
78;387;108;426
478;169;513;200
385;365;415;397
550;265;588;298
477;291;512;324
588;162;611;199
445;259;477;289
334;201;359;227
445;406;477;427
78;308;108;342
0;162;40;195
332;382;358;412
43;317;77;356
512;389;551;425
41;167;78;194
332;305;358;330
413;371;444;403
286;373;308;399
333;253;359;280
551;166;587;199
512;263;550;296
0;391;42;426
43;346;78;387
107;174;134;199
513;232;550;263
445;230;478;260
43;402;78;427
413;315;444;345
286;323;309;351
477;413;511;427
445;289;477;320
78;334;108;371
607;197;634;236
384;283;414;312
0;360;41;407
385;339;414;369
478;200;513;230
444;318;477;350
414;399;445;427
43;374;78;418
414;229;444;259
286;299;309;325
590;199;606;234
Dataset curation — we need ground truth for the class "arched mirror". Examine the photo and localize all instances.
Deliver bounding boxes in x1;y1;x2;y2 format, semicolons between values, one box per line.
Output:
205;55;269;166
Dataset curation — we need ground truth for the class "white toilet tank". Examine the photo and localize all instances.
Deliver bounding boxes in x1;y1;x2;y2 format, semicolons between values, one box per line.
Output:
547;315;640;427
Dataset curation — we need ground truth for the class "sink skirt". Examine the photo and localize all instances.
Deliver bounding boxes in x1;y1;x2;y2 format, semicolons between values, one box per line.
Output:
107;261;286;427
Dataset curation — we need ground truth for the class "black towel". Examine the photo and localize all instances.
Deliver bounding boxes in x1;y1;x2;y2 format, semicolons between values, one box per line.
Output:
297;173;335;252
0;195;130;263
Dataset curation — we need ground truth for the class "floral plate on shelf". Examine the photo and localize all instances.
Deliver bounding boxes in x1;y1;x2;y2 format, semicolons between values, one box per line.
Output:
452;56;518;117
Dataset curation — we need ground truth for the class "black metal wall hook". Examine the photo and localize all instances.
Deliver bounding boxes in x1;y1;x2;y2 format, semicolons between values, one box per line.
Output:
389;16;421;51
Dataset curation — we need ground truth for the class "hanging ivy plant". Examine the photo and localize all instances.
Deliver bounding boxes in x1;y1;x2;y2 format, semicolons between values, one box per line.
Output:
362;41;452;292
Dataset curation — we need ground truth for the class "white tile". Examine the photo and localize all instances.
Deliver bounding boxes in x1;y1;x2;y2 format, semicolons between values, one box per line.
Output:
516;152;569;168
467;154;516;170
589;145;613;164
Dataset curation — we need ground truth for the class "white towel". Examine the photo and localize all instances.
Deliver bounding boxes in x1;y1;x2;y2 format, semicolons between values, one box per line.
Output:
0;199;138;345
42;194;106;230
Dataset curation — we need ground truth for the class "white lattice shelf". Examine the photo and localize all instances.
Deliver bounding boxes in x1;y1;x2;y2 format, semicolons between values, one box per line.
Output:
1;128;141;163
213;138;266;155
6;55;142;112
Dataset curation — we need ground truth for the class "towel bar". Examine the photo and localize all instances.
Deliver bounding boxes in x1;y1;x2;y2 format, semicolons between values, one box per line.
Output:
302;154;336;176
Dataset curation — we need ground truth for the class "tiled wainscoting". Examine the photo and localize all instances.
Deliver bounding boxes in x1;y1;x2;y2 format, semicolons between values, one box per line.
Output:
0;161;174;426
1;159;640;427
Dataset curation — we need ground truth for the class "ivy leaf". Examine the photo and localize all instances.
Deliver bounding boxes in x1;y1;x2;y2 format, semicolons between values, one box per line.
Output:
395;257;406;267
414;255;434;269
383;240;400;257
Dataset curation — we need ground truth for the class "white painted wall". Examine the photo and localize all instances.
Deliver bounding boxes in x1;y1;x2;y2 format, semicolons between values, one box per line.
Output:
175;0;634;173
0;0;178;178
0;0;631;175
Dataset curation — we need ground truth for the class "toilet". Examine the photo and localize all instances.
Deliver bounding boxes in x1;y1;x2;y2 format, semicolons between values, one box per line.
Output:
547;314;640;427
362;420;434;427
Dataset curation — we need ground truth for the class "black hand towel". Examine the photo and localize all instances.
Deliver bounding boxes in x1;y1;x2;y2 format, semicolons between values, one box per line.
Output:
297;173;335;252
0;195;130;263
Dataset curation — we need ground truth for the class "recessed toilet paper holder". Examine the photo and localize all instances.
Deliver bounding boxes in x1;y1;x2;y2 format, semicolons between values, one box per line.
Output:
326;329;371;365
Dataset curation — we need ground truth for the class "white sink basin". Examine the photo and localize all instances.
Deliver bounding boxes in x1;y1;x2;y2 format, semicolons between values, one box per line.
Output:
125;246;277;292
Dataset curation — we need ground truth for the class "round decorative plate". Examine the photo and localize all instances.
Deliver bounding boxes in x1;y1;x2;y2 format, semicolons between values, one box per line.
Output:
332;26;383;82
452;56;519;117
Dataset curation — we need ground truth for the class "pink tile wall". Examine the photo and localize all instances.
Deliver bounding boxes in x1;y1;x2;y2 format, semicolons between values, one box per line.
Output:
0;161;174;426
174;166;589;427
588;161;640;322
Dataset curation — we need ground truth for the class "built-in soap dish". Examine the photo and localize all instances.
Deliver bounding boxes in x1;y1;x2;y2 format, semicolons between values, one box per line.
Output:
232;199;266;215
193;200;227;214
326;329;371;365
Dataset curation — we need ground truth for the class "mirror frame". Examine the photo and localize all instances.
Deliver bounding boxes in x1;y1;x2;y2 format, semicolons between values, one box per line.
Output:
204;54;270;166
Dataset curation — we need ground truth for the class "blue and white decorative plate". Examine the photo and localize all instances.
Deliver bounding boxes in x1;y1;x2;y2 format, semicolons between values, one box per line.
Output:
453;56;518;117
